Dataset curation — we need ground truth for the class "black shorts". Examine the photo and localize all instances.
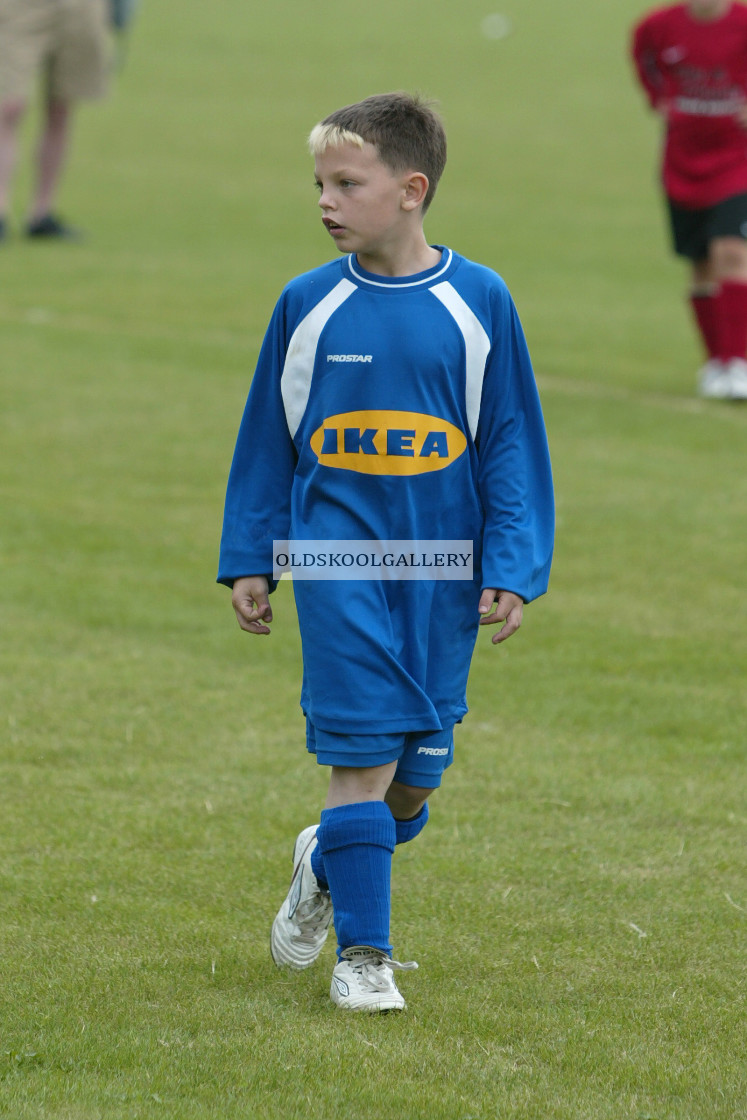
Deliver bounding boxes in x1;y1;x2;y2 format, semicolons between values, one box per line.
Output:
667;193;747;261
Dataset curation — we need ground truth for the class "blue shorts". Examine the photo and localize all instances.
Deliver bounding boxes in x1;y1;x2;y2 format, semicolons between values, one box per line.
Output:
306;719;455;789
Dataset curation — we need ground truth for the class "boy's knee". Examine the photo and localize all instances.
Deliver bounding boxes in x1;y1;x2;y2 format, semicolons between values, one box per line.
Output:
386;780;434;821
44;98;71;128
710;236;747;281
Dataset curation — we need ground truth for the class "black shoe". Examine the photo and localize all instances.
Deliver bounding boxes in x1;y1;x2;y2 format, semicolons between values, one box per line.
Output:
26;213;83;240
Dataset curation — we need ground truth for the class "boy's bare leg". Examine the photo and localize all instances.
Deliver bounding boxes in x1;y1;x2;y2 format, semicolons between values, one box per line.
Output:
29;97;72;223
0;97;26;218
324;761;397;808
325;766;435;817
385;779;432;821
709;235;747;283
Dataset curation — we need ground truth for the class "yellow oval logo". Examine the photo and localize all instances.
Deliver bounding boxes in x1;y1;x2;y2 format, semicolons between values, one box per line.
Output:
310;410;467;476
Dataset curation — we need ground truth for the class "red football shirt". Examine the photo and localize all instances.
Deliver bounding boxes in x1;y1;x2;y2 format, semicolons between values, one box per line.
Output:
632;2;747;206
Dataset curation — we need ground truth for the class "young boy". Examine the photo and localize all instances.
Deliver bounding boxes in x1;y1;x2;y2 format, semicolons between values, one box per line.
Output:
631;0;747;400
218;93;554;1013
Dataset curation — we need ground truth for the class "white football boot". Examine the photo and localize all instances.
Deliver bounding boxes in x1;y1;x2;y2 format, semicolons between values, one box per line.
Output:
697;359;732;399
724;358;747;400
270;826;333;969
330;945;418;1013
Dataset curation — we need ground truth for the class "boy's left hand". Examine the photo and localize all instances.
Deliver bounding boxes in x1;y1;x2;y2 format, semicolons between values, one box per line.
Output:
478;588;523;644
231;575;273;635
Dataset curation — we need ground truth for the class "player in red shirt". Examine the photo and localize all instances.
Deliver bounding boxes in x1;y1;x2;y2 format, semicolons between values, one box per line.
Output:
632;0;747;399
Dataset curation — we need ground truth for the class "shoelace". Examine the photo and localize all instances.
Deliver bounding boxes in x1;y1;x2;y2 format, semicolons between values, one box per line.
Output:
341;946;419;990
292;891;332;941
358;962;395;993
353;960;417;994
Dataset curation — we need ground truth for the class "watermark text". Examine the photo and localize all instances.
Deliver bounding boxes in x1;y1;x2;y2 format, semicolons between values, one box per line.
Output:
273;540;474;581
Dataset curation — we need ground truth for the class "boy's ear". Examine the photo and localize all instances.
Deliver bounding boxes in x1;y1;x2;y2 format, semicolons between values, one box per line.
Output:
401;171;430;211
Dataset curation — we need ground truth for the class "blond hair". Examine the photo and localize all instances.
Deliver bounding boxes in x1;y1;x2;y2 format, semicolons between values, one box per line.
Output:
307;92;447;212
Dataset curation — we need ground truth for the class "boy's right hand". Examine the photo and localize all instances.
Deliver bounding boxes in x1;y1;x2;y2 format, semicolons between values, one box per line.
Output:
231;576;273;635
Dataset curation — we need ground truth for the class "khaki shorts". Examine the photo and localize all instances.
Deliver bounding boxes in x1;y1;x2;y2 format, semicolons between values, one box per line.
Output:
0;0;112;103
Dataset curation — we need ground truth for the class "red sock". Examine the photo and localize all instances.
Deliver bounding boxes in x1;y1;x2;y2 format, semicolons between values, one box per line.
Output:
689;290;720;359
715;280;747;361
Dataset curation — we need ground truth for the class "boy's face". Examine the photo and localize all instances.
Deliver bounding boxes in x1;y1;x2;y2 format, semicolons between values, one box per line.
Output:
314;141;418;266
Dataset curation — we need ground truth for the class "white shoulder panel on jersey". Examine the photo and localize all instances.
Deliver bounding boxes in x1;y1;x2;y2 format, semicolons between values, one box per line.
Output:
428;281;491;440
281;278;357;437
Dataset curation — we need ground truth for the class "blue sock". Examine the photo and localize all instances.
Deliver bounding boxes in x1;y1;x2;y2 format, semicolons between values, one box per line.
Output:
315;801;396;958
312;800;428;884
393;801;429;845
310;837;327;888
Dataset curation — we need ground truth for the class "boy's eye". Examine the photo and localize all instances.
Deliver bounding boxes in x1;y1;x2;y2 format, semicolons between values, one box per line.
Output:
313;178;356;193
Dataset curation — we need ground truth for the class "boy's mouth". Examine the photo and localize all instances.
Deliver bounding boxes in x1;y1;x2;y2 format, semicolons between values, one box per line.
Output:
323;217;346;235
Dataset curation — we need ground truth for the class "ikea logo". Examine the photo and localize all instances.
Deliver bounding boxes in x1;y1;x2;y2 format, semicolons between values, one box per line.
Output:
309;410;467;476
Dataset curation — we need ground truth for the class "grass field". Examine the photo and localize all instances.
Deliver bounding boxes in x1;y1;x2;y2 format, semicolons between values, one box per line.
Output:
1;1;746;1117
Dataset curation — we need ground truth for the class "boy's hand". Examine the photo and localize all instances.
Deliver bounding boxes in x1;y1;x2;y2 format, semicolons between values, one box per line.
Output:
231;576;273;635
478;588;523;644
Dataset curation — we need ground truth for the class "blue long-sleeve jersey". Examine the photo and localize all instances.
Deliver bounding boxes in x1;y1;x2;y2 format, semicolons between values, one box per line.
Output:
218;248;554;734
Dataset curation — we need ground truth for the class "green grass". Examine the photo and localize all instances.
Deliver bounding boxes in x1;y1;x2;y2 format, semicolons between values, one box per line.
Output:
1;1;746;1117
